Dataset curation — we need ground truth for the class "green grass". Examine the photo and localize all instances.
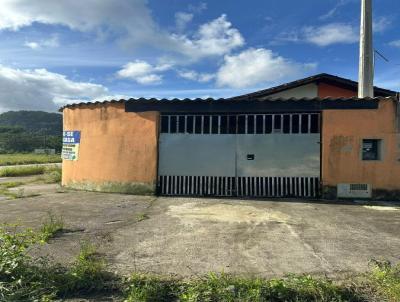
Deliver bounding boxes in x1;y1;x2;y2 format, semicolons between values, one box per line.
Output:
0;153;61;166
0;225;399;301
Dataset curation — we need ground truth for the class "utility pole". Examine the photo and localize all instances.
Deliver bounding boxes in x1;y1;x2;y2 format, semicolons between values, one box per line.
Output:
358;0;374;98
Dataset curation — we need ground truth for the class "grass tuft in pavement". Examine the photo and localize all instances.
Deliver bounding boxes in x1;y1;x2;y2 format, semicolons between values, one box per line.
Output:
40;212;64;242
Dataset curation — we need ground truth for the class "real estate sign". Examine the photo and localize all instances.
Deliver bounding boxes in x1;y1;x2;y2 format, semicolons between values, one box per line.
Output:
62;131;81;161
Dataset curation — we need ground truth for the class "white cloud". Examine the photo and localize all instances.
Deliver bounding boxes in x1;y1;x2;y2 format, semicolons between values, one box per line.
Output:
389;40;400;48
303;23;358;46
24;41;40;49
169;14;244;60
0;1;243;61
319;0;349;20
373;16;392;33
188;2;207;14
24;34;59;50
0;65;108;112
116;60;171;85
177;70;215;83
216;48;316;89
175;12;193;32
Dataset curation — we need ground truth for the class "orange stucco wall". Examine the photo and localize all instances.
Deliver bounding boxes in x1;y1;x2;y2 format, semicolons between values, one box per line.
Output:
322;99;400;191
318;82;357;98
62;103;159;189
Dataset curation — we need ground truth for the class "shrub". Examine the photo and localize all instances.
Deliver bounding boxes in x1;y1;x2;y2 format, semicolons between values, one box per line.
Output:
41;167;62;184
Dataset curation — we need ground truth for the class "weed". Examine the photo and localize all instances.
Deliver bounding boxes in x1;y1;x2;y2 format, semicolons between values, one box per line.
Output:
40;212;64;242
0;225;118;301
0;225;57;300
58;242;110;295
124;273;363;302
125;274;179;302
369;260;400;301
136;213;149;222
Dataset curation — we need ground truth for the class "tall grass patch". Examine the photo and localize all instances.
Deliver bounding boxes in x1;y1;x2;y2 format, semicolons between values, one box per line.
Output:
0;165;46;177
0;153;61;166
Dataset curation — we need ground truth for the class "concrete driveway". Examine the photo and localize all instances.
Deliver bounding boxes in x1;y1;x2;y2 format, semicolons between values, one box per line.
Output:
0;186;399;278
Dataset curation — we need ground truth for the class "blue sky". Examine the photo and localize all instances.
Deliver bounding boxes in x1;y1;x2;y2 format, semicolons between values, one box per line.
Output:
0;0;399;112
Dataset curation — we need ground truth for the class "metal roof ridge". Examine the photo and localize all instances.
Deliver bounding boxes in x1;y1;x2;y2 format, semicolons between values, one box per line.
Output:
59;96;393;112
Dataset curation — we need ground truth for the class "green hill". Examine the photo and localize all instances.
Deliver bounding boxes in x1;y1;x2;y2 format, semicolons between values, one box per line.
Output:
0;111;62;153
0;111;62;135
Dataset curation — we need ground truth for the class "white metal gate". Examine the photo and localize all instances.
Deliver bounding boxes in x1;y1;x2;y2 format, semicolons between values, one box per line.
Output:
158;113;320;198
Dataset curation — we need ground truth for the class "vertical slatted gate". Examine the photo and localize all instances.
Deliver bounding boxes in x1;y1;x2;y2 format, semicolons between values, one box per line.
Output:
158;113;321;198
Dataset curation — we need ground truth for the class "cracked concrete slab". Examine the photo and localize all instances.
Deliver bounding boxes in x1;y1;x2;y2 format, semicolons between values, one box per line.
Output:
0;188;399;279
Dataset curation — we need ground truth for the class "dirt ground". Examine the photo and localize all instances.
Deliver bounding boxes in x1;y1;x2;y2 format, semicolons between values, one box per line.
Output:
0;178;399;279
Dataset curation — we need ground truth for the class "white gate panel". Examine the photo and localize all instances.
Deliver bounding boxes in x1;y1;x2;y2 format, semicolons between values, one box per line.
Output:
236;134;320;177
158;134;236;177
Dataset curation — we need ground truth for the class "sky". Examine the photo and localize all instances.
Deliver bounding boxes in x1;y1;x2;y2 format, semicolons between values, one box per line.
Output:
0;0;399;112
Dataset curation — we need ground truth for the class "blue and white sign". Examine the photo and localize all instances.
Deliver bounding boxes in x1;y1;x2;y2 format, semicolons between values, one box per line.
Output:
62;131;81;161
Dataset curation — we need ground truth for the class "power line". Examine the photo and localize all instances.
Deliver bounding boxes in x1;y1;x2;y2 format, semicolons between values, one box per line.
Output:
374;49;400;66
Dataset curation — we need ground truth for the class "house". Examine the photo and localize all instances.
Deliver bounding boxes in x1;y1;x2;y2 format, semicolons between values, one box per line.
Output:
60;73;400;200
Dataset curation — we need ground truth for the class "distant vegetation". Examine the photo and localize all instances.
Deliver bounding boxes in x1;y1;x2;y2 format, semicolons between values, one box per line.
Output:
0;111;62;153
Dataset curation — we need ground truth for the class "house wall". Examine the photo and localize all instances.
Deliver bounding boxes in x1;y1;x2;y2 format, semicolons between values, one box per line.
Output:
322;99;400;199
318;83;357;98
263;83;318;99
62;103;159;194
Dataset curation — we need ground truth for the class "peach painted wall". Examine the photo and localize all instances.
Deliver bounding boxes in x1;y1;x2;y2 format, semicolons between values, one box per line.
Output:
318;82;357;98
62;103;159;187
322;99;400;191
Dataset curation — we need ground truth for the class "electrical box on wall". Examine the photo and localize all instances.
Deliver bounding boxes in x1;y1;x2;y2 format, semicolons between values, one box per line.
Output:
337;183;372;199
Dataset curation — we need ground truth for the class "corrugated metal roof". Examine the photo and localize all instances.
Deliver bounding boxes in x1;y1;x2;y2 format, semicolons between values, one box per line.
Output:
59;96;395;111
